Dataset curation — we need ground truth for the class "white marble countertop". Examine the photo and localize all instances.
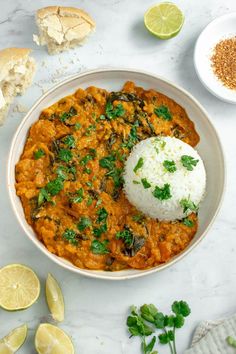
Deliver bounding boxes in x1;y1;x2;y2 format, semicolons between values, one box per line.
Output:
0;0;236;353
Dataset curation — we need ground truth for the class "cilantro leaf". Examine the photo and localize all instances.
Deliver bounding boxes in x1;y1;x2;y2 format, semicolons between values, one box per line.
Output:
74;122;81;130
90;239;110;254
181;155;199;171
141;178;151;189
77;217;91;231
62;229;78;245
226;336;236;348
71;188;84;203
158;330;174;344
153;184;172;200
116;228;134;247
99;155;116;169
60;107;77;122
154;105;172;121
34;148;45;160
93;223;107;238
163;160;177;173
63;135;75;148
180;198;198;214
46;177;64;196
183;218;194;227
38;188;51;206
140;304;158;323
105;101;125;119
172;301;191;317
134;157;144;173
97;207;108;223
58;148;73;163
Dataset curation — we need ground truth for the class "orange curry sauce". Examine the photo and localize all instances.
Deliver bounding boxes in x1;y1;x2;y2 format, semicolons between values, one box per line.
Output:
15;82;199;271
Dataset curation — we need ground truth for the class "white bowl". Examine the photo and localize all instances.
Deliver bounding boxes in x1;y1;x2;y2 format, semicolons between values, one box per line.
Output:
194;13;236;104
7;69;225;280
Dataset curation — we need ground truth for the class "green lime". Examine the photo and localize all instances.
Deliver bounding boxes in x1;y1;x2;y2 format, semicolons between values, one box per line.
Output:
46;273;64;322
0;324;27;353
0;264;40;311
144;2;184;39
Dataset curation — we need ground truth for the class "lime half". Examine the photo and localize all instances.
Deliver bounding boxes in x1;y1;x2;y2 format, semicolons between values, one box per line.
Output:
0;264;40;311
35;323;74;354
46;273;64;322
144;2;184;39
0;324;27;353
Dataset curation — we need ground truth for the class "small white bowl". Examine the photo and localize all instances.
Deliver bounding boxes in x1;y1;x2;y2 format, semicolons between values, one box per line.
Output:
194;13;236;104
7;69;225;280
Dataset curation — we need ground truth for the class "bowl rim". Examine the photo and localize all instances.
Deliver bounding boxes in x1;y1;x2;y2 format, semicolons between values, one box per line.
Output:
7;68;226;280
194;12;236;104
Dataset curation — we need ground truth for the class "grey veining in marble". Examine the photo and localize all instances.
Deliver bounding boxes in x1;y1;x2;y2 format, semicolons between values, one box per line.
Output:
0;0;236;353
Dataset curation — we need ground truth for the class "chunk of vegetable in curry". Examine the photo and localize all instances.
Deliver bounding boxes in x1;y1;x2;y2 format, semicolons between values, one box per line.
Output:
15;82;199;271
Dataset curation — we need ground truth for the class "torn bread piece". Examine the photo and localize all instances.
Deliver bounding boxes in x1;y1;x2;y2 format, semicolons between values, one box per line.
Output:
0;48;36;126
33;6;96;54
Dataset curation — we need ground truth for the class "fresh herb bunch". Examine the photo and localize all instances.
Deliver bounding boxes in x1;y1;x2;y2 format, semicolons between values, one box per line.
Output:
127;300;191;354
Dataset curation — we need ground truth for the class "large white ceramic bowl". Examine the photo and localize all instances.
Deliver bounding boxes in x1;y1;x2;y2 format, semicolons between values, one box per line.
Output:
7;69;225;280
194;13;236;104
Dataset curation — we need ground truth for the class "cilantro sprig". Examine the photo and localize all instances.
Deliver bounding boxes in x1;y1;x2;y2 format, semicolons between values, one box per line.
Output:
153;184;172;201
34;148;45;160
105;101;125;120
127;301;191;354
154;105;172;121
181;155;199;171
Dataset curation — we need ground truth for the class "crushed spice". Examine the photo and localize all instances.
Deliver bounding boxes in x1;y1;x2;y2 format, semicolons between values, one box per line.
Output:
211;36;236;90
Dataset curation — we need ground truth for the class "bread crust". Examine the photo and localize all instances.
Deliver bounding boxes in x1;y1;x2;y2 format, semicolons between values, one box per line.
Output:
0;48;31;69
36;6;95;27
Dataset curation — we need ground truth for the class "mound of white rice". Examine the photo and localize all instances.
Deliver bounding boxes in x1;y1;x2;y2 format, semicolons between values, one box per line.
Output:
123;136;206;221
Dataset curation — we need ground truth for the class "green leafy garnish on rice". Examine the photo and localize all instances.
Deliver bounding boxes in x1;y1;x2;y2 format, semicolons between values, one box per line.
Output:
181;155;199;171
163;160;177;173
180;198;198;213
133;157;144;173
153;184;172;200
141;178;151;189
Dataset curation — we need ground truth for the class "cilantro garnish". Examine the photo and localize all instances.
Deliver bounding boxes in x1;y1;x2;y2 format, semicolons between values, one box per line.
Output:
132;214;144;223
60;107;77;122
96;207;108;223
93;224;107;238
163;160;176;173
154;105;172;121
133;157;144;173
181;155;199;171
90;240;110;254
62;229;78;245
80;154;93;166
71;188;84;203
153;184;172;200
122;121;139;149
85;124;96;136
86;196;93;206
116;228;133;247
46;177;64;196
180;198;198;213
226;336;236;348
77;217;92;231
182;218;194;227
63;135;75;148
34;148;45;160
38;188;51;206
133;180;140;184
74;122;81;130
105;101;125;120
141;178;151;189
99;155;116;169
58;148;73;163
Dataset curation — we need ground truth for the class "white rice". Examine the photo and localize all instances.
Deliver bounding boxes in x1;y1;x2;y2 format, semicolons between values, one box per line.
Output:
123;136;206;221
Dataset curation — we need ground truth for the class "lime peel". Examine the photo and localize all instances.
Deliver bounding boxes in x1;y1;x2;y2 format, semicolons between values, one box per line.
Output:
0;324;27;353
46;273;65;322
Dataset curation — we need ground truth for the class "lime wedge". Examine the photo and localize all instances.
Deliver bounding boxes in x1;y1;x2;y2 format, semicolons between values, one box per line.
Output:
35;323;74;354
0;264;40;311
46;273;64;322
0;324;27;353
144;2;184;39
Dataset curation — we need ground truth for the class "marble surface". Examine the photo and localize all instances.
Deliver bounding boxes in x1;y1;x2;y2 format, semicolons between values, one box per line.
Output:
0;0;236;353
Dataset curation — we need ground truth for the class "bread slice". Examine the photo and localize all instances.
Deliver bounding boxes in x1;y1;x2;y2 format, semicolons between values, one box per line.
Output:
33;6;95;54
0;48;36;125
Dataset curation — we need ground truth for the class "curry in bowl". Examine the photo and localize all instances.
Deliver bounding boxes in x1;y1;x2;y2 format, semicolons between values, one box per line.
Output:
15;81;201;271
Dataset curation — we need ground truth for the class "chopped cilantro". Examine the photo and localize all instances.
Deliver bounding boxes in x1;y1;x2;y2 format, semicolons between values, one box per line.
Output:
80;154;93;166
154;105;172;121
105;101;125;120
83;167;91;174
77;217;92;231
163;160;177;173
99;114;106;120
34;148;45;160
180;198;198;213
132;214;144;223
90;239;110;254
183;218;194;227
99;155;116;169
122;121;139;149
93;223;107;238
71;188;84;203
181;155;199;171
63;135;75;148
153;184;172;200
62;229;78;245
60;107;77;122
116;228;133;246
133;180;140;184
56;166;68;180
97;207;108;223
141;178;151;189
38;188;51;206
133;157;144;173
86;196;93;206
86;181;93;187
46;177;64;196
85;124;96;136
58;148;73;163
